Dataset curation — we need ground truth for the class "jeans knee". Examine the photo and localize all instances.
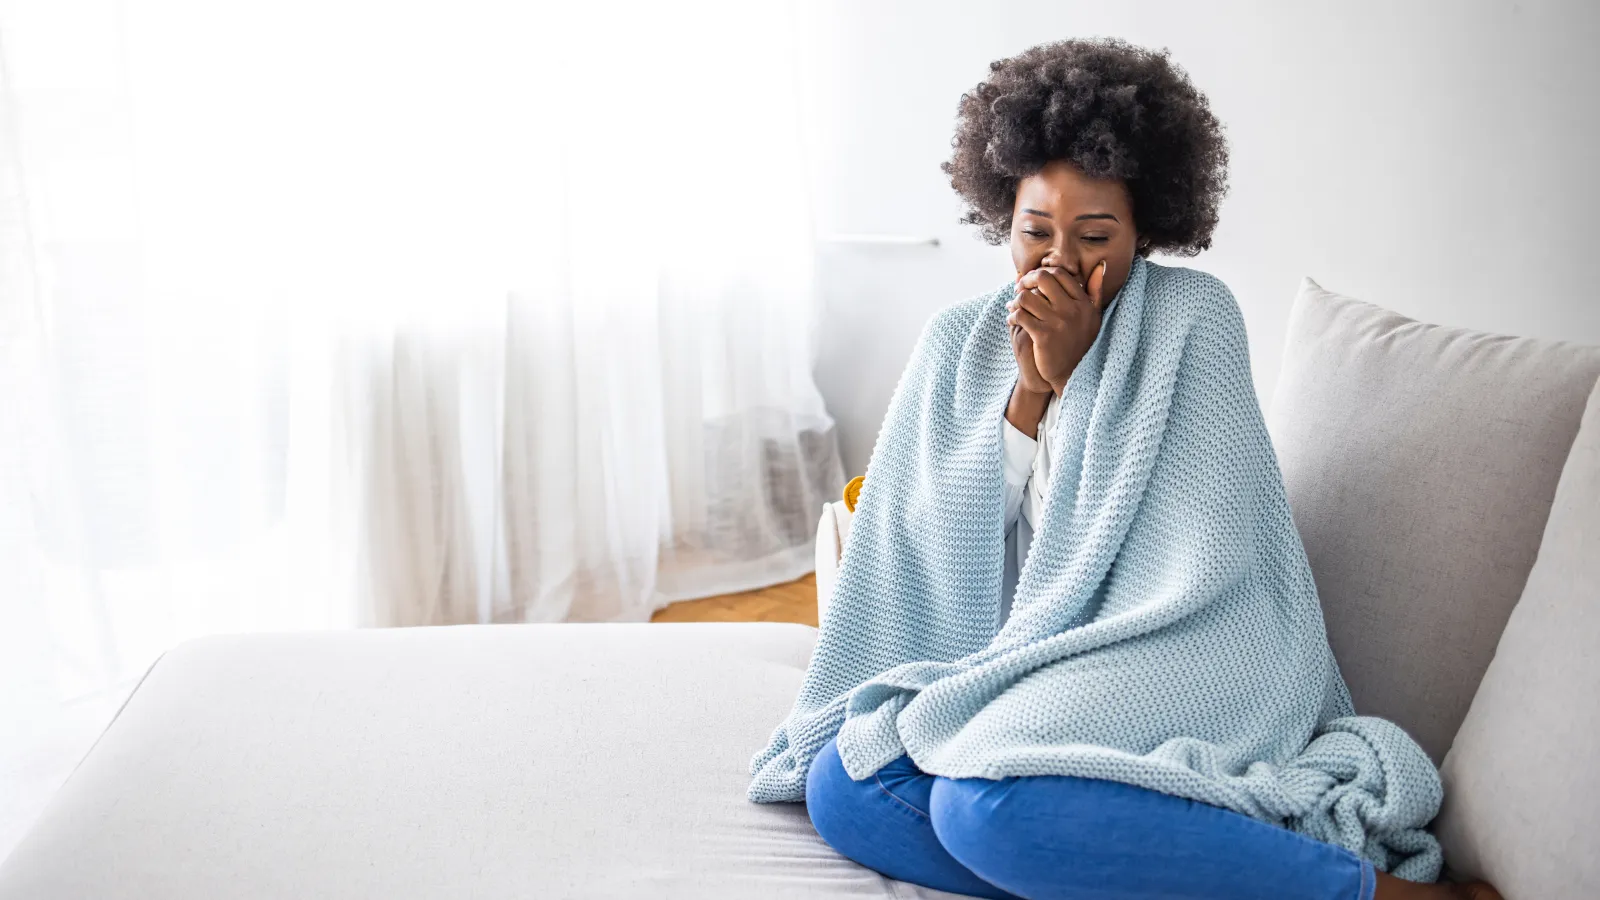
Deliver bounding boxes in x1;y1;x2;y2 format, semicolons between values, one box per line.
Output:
805;739;852;839
929;777;1041;888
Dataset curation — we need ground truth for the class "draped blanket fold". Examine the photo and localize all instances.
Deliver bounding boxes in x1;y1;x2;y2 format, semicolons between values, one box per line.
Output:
748;257;1443;881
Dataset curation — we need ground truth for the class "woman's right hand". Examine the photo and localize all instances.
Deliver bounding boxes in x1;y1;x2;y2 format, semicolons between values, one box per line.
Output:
1007;303;1054;439
1010;322;1054;395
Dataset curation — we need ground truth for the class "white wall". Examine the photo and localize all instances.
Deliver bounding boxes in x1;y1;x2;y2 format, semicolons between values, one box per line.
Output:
795;0;1600;475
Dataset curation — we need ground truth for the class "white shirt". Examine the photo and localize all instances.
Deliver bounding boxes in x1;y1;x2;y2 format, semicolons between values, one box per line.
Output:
999;393;1059;627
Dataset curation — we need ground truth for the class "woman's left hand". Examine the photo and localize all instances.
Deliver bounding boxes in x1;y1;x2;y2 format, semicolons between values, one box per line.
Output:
1008;261;1108;395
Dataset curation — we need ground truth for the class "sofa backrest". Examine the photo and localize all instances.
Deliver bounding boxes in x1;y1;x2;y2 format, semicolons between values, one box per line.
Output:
1267;278;1600;763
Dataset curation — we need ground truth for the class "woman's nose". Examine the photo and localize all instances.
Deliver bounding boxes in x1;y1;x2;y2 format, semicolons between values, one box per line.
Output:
1042;248;1079;277
1042;255;1078;280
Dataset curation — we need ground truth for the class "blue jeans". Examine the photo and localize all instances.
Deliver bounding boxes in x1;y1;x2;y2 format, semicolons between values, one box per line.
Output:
806;738;1376;900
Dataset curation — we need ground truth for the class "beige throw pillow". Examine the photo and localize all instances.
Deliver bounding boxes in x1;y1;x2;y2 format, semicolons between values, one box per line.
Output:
1432;379;1600;898
1268;279;1600;762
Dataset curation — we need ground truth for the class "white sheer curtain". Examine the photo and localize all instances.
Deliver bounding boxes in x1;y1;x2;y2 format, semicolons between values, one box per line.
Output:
0;0;840;848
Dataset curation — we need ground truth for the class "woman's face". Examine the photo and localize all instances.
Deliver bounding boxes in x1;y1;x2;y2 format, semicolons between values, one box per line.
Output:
1009;160;1139;304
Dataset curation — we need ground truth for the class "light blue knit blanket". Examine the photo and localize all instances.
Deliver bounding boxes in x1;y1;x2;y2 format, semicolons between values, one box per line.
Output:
749;256;1443;880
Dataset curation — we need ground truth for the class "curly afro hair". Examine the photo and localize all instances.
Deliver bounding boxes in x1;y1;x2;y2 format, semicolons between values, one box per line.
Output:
943;38;1229;257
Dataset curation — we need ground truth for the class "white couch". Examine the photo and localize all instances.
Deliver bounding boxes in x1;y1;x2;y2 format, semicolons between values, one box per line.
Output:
3;279;1597;899
0;623;932;899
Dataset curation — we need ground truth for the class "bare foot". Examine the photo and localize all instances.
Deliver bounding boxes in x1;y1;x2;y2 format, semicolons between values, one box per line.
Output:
1447;882;1503;900
1374;872;1504;900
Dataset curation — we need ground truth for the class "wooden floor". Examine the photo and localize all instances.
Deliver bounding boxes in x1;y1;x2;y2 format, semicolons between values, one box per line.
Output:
650;573;819;627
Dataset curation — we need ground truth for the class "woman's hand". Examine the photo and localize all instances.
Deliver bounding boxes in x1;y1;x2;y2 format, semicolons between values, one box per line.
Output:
1006;294;1054;439
1007;294;1054;438
1009;323;1053;395
1008;260;1108;396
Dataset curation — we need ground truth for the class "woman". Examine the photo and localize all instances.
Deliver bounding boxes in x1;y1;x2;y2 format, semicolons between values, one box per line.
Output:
749;38;1504;900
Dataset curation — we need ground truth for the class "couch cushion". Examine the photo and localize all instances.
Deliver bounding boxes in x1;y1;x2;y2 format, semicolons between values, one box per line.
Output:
1268;279;1600;762
0;623;948;900
1433;380;1600;898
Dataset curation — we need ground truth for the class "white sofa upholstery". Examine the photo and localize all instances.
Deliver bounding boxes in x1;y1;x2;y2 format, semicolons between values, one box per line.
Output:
0;624;960;899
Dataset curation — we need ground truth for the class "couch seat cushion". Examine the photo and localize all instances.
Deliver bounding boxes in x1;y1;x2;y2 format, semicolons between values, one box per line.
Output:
0;623;950;899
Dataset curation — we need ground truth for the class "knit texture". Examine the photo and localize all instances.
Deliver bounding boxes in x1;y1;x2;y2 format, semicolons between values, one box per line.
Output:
748;257;1443;881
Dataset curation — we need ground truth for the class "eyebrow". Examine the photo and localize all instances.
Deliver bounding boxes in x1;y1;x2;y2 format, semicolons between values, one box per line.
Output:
1020;208;1121;223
